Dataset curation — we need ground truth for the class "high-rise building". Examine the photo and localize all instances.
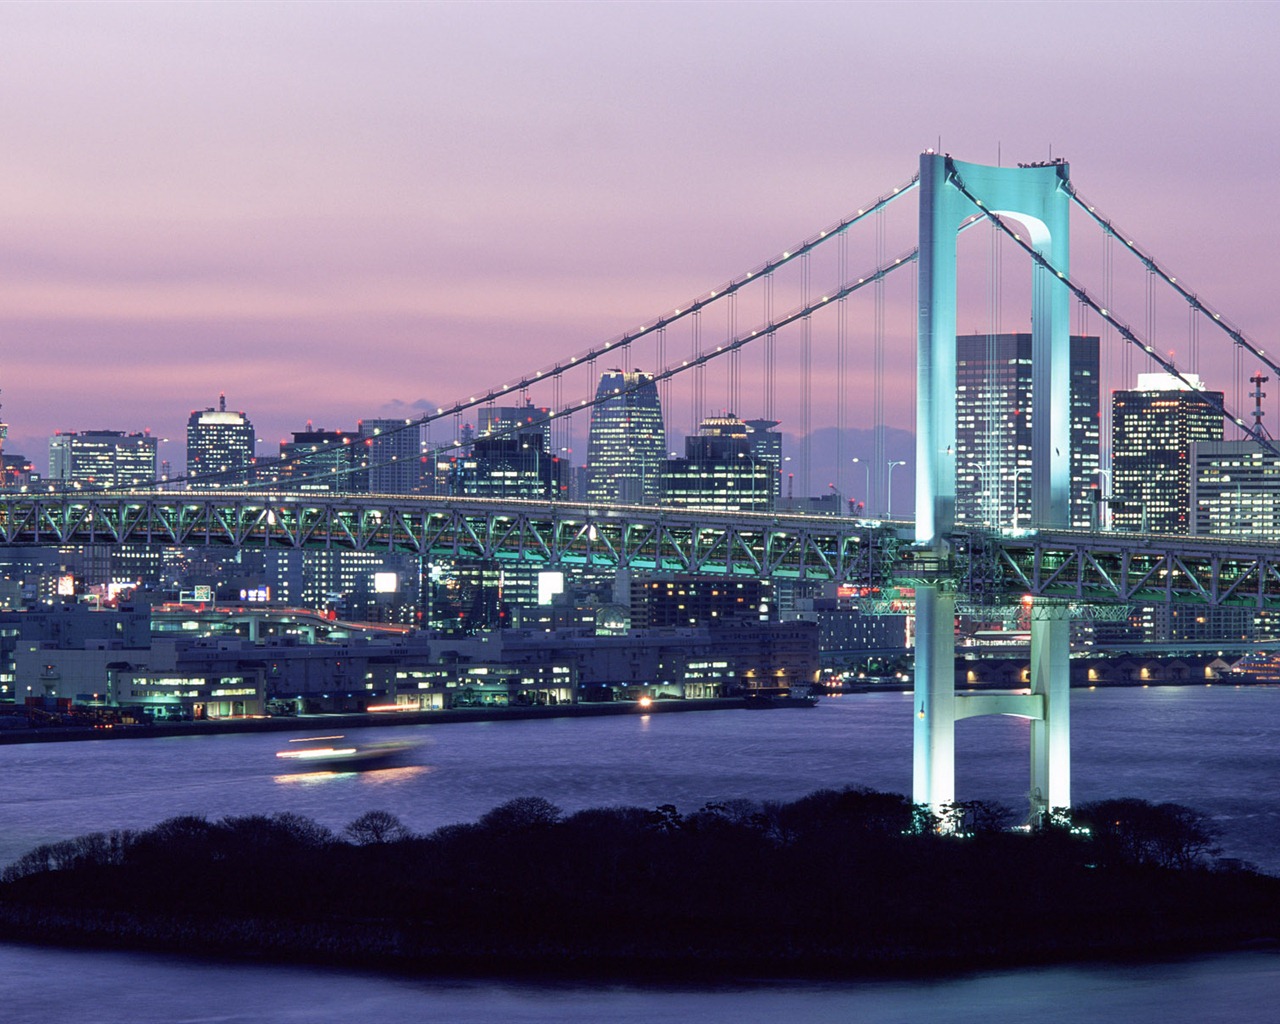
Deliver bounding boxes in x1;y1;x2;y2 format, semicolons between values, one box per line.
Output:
49;430;158;489
186;394;255;489
0;454;38;491
954;333;1100;529
359;419;423;495
437;434;563;499
743;418;783;497
1112;373;1223;533
478;400;552;451
586;369;665;503
660;414;774;511
1191;441;1280;539
277;428;367;494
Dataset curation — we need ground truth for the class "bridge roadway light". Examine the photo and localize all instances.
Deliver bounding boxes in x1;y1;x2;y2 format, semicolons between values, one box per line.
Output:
886;460;906;518
1010;466;1030;529
737;451;759;509
1095;467;1112;530
852;457;870;514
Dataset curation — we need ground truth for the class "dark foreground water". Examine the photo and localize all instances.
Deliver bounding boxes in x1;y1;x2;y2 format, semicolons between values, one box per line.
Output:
2;685;1280;1021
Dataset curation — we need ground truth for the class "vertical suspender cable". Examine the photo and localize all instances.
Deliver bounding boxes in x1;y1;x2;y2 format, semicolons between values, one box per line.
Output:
1234;341;1245;439
987;222;1003;525
836;230;848;509
764;273;776;423
1188;304;1199;376
873;208;886;515
801;252;812;499
657;326;669;441
727;292;739;414
696;305;706;430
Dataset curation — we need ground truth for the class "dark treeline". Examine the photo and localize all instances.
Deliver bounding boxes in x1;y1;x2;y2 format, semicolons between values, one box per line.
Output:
1;790;1276;978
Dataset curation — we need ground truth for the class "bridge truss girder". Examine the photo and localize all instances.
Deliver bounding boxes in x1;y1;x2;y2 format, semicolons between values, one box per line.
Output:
960;530;1280;608
0;493;893;583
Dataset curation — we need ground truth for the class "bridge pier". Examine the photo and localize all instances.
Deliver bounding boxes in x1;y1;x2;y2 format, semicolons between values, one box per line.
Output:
912;583;956;811
1029;600;1071;819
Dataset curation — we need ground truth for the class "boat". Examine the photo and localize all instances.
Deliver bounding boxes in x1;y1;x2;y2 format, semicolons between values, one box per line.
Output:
741;690;819;709
275;734;417;772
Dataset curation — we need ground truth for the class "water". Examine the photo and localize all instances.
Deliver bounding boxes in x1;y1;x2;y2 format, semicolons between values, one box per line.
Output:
2;944;1279;1023
3;685;1280;1020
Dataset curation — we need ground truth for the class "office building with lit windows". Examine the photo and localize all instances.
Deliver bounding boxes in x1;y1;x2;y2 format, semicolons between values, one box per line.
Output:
277;428;367;494
1191;440;1280;540
660;414;774;511
585;369;665;503
49;430;158;489
1112;373;1223;533
478;400;552;450
437;434;563;500
186;395;255;489
954;333;1100;528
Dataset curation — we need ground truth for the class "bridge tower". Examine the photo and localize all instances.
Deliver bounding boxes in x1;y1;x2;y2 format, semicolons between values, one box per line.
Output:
914;153;1072;821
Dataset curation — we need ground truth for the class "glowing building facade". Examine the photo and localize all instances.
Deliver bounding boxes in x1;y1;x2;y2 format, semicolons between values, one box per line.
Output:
585;369;665;503
49;430;158;489
186;395;255;489
954;333;1100;529
1112;373;1223;533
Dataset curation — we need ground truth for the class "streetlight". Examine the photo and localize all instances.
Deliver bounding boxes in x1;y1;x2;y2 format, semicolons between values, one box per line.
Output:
852;457;870;515
1010;466;1030;529
1095;467;1112;531
737;451;760;509
886;460;906;518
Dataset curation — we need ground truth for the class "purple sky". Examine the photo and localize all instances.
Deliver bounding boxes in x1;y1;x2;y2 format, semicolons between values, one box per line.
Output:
1;2;1277;477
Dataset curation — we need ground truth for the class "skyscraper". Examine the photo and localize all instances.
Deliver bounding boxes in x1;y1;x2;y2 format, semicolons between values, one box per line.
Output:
586;369;665;503
186;394;255;489
954;333;1100;529
1112;373;1223;533
49;430;158;489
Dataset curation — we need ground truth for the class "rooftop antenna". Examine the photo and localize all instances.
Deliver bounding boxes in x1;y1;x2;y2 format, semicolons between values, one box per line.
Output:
1251;370;1272;439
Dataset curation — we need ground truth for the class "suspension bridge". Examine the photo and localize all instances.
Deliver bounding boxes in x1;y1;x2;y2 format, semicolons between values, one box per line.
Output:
3;152;1277;820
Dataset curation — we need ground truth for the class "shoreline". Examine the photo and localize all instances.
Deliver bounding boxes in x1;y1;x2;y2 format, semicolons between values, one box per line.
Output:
0;696;768;746
2;676;1275;745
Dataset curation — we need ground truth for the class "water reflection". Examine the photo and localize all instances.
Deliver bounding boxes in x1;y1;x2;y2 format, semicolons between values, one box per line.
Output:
272;764;435;787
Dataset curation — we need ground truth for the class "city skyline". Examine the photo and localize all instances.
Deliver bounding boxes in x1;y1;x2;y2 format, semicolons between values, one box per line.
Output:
1;3;1278;469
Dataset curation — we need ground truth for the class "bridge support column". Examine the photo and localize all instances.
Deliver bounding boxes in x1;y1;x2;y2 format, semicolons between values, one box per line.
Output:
913;583;956;811
1029;600;1071;820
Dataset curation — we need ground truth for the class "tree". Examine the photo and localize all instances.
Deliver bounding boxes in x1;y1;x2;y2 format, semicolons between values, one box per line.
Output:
344;810;410;845
1075;798;1221;869
477;796;562;834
